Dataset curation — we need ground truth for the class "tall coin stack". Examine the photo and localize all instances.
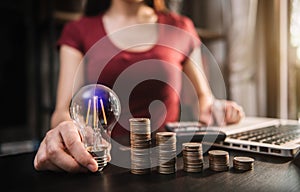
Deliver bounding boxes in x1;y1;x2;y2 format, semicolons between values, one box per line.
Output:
129;118;152;175
156;132;177;174
208;150;230;172
182;142;203;173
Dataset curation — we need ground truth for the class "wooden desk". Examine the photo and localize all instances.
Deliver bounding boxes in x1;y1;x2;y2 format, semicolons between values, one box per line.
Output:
1;146;300;192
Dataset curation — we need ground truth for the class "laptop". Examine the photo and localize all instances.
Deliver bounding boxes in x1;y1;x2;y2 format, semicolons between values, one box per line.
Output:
165;116;300;157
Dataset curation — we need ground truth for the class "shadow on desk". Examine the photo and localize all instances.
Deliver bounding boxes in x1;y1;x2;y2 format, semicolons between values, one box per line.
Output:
292;152;300;168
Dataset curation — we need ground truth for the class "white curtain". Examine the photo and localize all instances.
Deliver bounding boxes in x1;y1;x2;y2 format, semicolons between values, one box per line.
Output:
182;0;268;117
227;0;266;116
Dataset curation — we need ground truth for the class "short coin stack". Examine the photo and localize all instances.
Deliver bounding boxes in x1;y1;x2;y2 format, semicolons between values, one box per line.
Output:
156;132;177;174
182;142;204;173
129;118;152;175
233;156;254;171
208;150;230;172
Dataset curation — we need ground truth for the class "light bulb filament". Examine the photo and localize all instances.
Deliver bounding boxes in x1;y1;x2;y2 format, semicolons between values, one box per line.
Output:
86;99;91;126
100;98;107;126
93;96;98;129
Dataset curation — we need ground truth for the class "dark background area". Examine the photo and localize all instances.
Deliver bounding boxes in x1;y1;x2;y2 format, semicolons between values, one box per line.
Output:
0;0;41;143
0;0;62;150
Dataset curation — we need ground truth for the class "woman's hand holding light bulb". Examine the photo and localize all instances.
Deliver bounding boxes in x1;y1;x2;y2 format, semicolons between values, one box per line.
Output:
34;84;120;173
34;120;100;173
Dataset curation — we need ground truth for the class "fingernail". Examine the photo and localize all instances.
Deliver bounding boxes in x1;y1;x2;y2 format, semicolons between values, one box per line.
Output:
87;163;98;172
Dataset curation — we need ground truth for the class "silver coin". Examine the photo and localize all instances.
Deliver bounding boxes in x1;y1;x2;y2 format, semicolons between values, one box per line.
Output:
183;167;203;173
208;150;229;156
182;142;202;147
131;168;151;175
233;156;255;163
156;132;176;137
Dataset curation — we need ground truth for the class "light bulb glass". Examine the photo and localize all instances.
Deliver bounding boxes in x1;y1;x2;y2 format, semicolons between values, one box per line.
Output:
70;84;121;172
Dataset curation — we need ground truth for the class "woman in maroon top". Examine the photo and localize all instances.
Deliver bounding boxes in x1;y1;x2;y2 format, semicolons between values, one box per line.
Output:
34;0;244;173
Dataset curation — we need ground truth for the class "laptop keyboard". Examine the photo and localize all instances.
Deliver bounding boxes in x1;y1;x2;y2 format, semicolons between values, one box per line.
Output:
228;124;300;145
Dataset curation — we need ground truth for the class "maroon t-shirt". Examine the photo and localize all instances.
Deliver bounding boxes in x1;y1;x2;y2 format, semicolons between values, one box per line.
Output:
57;11;200;139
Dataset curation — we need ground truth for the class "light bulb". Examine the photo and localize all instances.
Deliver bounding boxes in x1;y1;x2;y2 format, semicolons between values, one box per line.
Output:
70;84;121;172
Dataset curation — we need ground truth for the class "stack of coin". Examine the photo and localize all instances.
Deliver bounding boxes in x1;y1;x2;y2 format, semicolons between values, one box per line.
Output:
233;156;254;171
208;150;229;172
182;142;203;173
129;118;152;174
156;132;177;174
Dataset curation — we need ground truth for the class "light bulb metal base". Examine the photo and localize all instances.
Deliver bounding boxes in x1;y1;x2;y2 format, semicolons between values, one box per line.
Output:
87;147;109;172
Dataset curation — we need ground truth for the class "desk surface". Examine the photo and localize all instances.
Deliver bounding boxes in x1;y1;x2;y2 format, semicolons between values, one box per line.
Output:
1;146;300;192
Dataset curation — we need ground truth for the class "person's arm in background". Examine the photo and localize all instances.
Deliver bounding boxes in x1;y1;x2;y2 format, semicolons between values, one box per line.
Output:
183;47;245;125
33;45;98;173
50;45;82;127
